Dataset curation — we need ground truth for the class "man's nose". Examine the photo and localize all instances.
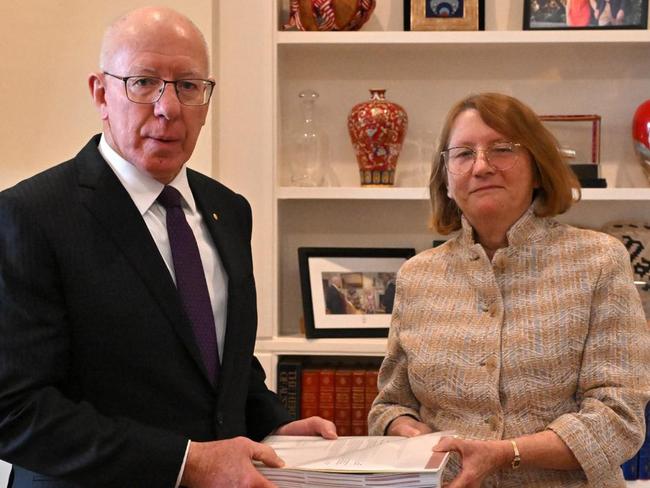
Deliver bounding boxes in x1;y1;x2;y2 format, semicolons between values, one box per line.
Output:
154;82;181;119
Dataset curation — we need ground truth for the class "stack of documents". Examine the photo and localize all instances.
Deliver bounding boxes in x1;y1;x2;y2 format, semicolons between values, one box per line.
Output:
256;432;450;488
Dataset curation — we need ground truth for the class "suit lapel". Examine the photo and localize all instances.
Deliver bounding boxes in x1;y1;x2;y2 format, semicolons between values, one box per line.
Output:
188;171;253;395
188;172;251;287
75;137;211;386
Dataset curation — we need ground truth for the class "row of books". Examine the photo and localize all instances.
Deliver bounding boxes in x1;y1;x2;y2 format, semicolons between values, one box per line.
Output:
277;358;380;436
622;404;650;479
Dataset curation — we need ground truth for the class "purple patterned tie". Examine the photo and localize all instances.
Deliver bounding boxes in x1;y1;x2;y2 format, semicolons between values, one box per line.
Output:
157;186;219;384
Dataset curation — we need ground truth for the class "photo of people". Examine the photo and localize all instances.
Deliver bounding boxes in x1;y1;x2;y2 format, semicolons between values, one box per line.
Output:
525;0;647;29
322;272;396;315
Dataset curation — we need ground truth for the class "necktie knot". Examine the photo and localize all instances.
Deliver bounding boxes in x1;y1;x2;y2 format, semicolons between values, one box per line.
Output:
157;185;182;209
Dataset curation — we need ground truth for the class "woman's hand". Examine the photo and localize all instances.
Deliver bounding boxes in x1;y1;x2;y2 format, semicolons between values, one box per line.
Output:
386;415;432;437
274;416;337;439
434;437;512;488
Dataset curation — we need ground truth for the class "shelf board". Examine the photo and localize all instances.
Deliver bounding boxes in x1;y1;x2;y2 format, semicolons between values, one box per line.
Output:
277;186;650;201
277;30;650;46
255;335;387;356
582;188;650;200
277;186;428;200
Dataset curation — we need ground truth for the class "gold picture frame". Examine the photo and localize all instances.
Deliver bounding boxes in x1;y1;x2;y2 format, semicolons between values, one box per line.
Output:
407;0;482;31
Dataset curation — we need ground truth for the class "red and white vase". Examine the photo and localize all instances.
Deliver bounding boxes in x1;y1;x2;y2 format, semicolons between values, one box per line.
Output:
347;89;408;186
284;0;376;31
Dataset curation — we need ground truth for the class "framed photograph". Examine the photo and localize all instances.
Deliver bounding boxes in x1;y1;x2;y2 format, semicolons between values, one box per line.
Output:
298;247;415;338
524;0;648;30
404;0;484;31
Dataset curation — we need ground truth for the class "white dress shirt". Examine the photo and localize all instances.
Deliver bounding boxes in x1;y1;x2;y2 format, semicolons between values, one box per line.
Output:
99;134;228;361
99;134;228;486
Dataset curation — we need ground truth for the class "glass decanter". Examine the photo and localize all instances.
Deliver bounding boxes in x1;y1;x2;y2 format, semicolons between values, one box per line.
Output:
290;89;324;186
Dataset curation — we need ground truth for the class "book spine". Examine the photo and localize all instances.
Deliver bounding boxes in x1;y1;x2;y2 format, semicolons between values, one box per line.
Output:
285;360;302;421
622;453;639;480
364;368;379;435
364;368;379;415
277;362;289;416
334;369;352;436
318;369;336;421
639;404;650;479
300;369;320;419
639;450;650;479
351;369;367;435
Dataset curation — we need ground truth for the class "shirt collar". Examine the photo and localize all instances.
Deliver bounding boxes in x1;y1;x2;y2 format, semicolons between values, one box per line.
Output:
98;133;197;215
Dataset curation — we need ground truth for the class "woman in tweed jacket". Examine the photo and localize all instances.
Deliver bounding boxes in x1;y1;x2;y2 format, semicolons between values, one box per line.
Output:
368;92;650;487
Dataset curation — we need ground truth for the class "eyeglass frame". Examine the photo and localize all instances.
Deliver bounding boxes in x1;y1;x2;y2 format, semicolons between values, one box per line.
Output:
441;142;524;175
103;72;215;106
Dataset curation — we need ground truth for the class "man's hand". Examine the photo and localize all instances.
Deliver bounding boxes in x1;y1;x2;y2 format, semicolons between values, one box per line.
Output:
433;437;511;488
386;415;432;437
274;416;337;439
180;437;283;488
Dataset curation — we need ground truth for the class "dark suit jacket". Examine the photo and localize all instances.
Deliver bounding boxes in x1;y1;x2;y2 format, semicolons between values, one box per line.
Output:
0;135;291;487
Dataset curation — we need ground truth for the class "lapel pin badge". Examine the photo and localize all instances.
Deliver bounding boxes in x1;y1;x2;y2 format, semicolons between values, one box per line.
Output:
212;212;219;221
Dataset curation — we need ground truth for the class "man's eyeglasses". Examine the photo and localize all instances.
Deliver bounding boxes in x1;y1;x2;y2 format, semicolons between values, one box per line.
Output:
441;142;523;175
103;72;215;106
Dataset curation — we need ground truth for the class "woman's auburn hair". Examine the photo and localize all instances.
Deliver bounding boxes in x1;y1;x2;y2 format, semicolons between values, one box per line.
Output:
429;92;581;234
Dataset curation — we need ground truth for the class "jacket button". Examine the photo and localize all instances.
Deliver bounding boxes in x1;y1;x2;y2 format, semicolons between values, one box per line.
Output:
484;415;497;429
494;255;506;269
216;412;224;425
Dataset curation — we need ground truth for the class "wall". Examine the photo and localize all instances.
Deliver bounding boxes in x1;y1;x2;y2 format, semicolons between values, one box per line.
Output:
0;0;214;191
0;2;213;485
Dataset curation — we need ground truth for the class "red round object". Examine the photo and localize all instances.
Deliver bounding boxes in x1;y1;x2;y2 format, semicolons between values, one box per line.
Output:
633;99;650;183
633;99;650;149
347;89;408;186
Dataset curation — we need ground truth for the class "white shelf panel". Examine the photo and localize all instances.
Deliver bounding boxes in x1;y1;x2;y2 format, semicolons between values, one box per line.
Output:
277;30;650;46
277;186;650;201
255;336;387;356
582;188;650;201
277;186;428;200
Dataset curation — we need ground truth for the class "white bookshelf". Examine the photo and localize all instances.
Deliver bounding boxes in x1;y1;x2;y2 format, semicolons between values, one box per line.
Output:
218;0;650;387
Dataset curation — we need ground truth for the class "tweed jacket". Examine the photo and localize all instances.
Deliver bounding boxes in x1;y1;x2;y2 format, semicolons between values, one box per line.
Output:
368;207;650;487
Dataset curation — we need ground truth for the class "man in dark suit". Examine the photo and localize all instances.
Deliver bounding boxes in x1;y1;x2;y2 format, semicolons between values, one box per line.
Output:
0;7;334;488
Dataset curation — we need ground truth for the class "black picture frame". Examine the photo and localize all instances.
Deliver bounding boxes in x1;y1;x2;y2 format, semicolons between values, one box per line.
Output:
298;247;415;338
404;0;485;31
523;0;648;30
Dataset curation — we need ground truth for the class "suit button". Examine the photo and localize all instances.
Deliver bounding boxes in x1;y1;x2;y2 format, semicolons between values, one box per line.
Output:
216;412;224;426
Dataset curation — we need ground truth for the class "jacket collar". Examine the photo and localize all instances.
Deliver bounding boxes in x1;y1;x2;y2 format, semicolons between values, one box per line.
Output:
460;202;552;250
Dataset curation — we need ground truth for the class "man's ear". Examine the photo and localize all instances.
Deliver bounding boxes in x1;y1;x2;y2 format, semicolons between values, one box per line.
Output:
88;72;109;120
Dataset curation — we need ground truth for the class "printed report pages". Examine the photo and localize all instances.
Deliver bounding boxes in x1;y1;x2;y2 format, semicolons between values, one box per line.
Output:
256;431;452;487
